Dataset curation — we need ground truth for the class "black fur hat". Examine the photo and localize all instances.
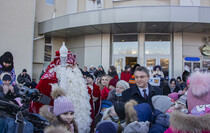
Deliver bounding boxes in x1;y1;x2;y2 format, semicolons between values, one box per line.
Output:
0;51;14;72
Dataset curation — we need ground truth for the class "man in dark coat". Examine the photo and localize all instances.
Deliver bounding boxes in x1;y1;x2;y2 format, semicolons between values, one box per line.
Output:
17;69;31;84
122;66;162;109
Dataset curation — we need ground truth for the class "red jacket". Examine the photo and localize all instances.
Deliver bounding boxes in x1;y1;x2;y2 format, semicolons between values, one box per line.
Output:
87;83;101;131
121;71;132;82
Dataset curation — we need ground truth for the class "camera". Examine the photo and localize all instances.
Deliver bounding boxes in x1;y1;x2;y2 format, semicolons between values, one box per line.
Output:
0;86;51;133
19;86;51;108
19;86;40;102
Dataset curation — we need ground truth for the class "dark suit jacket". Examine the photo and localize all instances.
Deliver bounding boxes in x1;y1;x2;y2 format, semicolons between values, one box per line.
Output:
122;83;162;109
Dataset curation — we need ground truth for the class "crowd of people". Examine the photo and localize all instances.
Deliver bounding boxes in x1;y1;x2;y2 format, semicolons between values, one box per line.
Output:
0;49;210;133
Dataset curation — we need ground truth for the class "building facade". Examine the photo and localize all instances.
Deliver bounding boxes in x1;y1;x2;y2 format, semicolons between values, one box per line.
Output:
1;0;210;83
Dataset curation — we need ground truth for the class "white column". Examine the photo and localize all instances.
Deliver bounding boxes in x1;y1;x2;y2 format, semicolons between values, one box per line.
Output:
173;33;183;78
139;33;145;66
101;34;110;72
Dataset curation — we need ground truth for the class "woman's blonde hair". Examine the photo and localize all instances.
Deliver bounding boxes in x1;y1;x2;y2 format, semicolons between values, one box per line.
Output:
97;75;112;90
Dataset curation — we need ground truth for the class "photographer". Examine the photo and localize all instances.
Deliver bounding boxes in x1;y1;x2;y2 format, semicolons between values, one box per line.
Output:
17;69;31;85
0;73;20;103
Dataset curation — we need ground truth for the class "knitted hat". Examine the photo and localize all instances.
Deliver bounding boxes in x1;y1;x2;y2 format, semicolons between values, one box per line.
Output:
108;78;119;88
22;69;27;72
125;100;152;123
152;95;175;113
96;120;118;133
1;51;13;64
187;72;210;112
51;86;74;116
0;51;14;72
168;92;179;101
114;102;125;120
123;121;150;133
2;73;12;81
116;80;130;90
177;95;187;106
101;100;113;108
134;103;152;122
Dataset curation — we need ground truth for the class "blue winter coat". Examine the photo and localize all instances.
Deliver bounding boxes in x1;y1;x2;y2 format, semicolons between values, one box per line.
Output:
149;109;170;133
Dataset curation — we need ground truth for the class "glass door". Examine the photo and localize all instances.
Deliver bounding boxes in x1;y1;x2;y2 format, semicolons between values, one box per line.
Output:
145;56;170;78
126;57;137;68
113;56;137;78
112;58;124;75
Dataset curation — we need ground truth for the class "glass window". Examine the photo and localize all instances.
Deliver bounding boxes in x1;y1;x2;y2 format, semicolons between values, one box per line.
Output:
145;34;170;55
46;0;54;5
145;35;170;41
145;41;170;55
113;35;138;55
44;45;52;61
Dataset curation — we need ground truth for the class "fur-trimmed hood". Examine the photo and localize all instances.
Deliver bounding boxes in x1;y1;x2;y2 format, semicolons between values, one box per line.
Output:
170;111;210;132
125;100;138;124
39;105;63;126
125;100;152;124
44;125;71;133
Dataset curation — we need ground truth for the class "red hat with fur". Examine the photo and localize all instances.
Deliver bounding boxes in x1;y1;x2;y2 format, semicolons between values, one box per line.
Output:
187;71;210;112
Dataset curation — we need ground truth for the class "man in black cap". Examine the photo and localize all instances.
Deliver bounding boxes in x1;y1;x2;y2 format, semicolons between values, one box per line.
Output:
17;69;31;84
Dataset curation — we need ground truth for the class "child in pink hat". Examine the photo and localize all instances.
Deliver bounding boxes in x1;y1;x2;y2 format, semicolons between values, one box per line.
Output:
39;86;78;133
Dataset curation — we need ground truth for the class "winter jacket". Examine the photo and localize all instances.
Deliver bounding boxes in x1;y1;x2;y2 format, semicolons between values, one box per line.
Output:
89;68;96;75
163;85;181;96
121;71;132;82
101;86;110;100
17;73;31;84
0;65;16;85
39;105;77;133
0;85;20;100
107;88;122;105
122;84;162;109
149;109;170;133
164;111;210;133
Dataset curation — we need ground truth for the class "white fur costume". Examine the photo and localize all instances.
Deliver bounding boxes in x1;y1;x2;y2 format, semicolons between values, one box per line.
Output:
51;65;92;133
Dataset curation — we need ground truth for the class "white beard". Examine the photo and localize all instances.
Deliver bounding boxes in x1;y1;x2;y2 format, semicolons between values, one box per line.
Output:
56;65;92;133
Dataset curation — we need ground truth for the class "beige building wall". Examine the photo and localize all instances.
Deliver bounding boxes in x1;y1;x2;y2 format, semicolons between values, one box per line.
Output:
33;39;45;82
104;0;113;8
52;38;65;59
36;0;67;22
201;0;210;6
66;34;110;71
171;0;179;6
67;36;85;67
113;0;170;7
55;0;67;17
67;0;78;14
84;34;102;69
182;33;204;57
78;0;86;12
36;0;54;22
0;0;35;81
